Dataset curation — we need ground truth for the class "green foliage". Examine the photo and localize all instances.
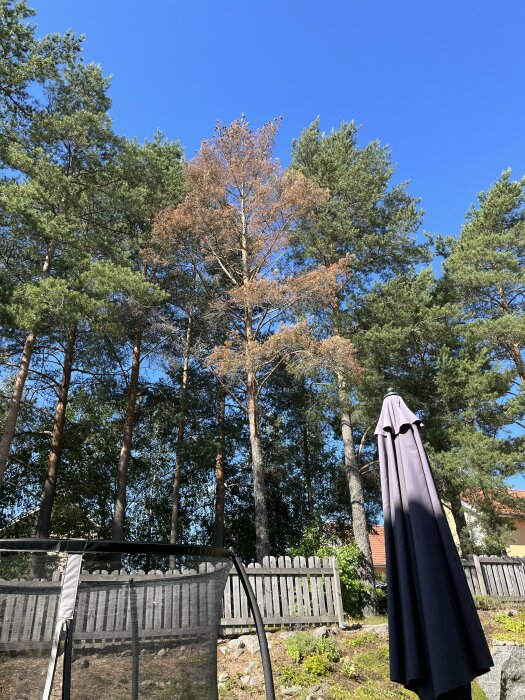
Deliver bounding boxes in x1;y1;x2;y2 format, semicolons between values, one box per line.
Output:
278;666;310;687
473;595;505;610
292;525;367;616
352;681;413;699
493;610;525;644
340;657;359;679
301;653;332;677
472;682;489;700
328;686;353;700
314;636;341;661
283;632;316;663
347;631;381;649
353;646;390;681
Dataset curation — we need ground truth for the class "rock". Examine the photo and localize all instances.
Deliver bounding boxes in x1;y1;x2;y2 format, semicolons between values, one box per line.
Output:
249;675;263;686
477;646;525;700
80;659;89;669
501;646;525;700
218;644;230;656
243;661;258;674
312;626;329;639
227;637;245;651
507;610;519;617
140;680;155;688
120;649;131;657
218;672;229;682
157;648;167;657
239;675;251;687
238;634;260;654
140;649;148;656
233;648;244;658
362;623;388;635
281;686;302;696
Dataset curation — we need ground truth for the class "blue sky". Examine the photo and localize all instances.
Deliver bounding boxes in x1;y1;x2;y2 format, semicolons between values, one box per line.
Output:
31;1;525;487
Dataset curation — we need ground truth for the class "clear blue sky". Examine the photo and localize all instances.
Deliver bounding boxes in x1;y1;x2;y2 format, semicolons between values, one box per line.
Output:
31;1;525;488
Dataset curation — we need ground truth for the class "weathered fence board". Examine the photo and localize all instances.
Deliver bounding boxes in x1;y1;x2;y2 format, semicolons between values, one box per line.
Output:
461;555;525;599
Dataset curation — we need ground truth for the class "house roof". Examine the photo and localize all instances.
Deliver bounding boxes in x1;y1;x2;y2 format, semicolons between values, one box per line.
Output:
369;525;386;567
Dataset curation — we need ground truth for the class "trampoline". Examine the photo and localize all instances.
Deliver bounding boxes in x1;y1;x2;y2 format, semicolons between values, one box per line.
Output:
0;539;275;700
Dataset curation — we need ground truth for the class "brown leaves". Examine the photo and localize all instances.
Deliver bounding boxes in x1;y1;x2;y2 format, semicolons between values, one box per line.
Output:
153;116;328;283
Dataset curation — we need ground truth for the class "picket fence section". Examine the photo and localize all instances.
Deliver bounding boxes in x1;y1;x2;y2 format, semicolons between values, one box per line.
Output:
1;554;523;651
461;555;525;599
0;555;344;650
223;555;345;634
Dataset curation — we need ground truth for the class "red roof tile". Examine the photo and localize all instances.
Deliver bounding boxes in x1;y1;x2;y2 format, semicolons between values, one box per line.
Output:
369;525;386;567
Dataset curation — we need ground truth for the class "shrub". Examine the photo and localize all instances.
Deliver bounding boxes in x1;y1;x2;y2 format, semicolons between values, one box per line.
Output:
279;666;310;687
340;656;359;679
290;523;369;616
317;541;367;617
314;636;340;661
302;653;332;677
473;595;503;610
283;632;315;663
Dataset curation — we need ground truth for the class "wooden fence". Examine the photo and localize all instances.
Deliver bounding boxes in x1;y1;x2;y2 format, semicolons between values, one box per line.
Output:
223;556;345;634
0;556;344;650
461;555;525;599
1;554;523;651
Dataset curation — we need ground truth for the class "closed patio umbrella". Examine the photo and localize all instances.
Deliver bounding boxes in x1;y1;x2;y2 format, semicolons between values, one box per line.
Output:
375;390;493;700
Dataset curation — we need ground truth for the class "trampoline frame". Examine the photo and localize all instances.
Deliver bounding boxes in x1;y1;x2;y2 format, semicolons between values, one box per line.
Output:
0;538;275;700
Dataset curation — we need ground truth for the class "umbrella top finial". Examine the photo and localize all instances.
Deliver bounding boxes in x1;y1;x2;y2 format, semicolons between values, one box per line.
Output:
384;387;399;398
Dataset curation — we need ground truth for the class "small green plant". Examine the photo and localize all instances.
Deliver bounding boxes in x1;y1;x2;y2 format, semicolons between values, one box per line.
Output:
314;636;341;661
473;594;502;610
301;653;332;677
347;630;381;649
472;682;489;700
329;685;353;700
352;681;412;699
279;666;310;687
283;631;315;662
353;646;390;681
340;656;359;679
493;610;525;644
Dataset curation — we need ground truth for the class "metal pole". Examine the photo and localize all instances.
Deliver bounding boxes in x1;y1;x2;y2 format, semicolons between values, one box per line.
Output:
129;580;140;700
62;620;73;700
230;551;275;700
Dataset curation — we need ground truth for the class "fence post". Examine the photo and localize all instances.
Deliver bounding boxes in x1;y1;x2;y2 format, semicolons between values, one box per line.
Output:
472;555;487;596
331;556;345;628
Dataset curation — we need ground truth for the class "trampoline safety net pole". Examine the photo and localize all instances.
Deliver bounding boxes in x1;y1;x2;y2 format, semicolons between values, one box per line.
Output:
230;551;275;700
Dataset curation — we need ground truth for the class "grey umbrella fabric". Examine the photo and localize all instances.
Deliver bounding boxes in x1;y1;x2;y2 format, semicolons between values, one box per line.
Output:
375;393;493;700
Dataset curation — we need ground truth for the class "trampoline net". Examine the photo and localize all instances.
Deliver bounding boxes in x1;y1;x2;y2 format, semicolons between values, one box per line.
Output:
0;545;232;700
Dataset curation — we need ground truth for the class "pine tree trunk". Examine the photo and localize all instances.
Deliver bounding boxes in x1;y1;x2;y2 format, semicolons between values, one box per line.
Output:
336;371;376;614
112;325;142;546
303;423;314;519
213;390;226;547
0;330;37;486
169;307;193;566
0;243;56;487
449;491;473;556
247;367;270;561
35;323;77;541
240;183;270;561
